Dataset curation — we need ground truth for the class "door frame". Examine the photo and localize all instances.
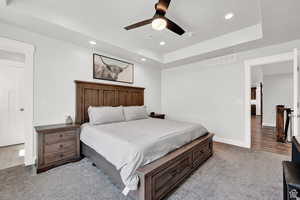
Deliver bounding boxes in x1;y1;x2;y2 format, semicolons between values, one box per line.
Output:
244;50;297;148
0;37;35;166
260;82;263;126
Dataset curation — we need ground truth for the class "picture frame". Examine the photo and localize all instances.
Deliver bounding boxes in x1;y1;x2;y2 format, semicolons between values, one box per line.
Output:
93;53;134;84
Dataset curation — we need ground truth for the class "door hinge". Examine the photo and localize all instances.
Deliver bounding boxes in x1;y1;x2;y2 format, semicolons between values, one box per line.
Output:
298;102;299;108
298;66;300;72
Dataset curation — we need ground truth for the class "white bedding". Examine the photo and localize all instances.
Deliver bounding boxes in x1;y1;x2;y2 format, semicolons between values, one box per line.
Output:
80;118;208;194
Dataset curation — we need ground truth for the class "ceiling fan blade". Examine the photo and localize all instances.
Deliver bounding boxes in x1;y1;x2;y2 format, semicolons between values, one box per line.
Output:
157;0;171;12
165;18;185;35
124;19;153;30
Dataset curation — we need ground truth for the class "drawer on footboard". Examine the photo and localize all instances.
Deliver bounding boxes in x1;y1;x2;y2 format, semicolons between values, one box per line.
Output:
152;152;193;200
192;139;213;168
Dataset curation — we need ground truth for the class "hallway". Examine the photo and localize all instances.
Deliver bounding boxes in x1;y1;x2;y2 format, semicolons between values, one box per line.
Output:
251;116;291;155
0;144;24;170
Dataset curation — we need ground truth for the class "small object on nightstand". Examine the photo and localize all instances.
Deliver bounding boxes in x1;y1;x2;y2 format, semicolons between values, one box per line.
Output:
65;115;73;124
149;112;165;119
35;123;81;173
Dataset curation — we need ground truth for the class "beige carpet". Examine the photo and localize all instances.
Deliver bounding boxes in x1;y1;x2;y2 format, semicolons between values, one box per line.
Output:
0;143;289;200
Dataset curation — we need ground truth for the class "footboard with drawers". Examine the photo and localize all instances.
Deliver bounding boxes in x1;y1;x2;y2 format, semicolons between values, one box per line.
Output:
136;133;214;200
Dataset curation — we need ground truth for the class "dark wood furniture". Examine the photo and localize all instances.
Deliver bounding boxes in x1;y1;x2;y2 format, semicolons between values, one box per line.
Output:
35;123;81;173
251;87;256;116
292;137;300;164
251;87;256;100
282;137;300;200
283;161;300;200
75;80;214;200
75;80;144;124
276;105;285;142
260;83;263;125
149;112;165;119
251;104;256;115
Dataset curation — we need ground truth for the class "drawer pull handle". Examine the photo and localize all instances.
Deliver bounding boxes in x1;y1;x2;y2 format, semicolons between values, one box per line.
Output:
59;144;63;148
170;168;182;177
59;134;63;138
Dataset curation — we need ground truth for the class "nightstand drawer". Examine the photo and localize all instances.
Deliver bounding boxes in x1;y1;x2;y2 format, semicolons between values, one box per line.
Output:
44;140;76;154
44;150;76;165
44;131;76;145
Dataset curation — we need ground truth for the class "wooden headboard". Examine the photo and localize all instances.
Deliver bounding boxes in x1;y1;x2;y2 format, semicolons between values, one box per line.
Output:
75;80;145;124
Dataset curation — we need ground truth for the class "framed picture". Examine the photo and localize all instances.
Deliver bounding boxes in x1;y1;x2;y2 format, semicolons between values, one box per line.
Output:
93;54;134;84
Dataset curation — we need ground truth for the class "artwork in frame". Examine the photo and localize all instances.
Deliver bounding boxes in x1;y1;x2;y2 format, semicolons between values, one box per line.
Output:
93;54;134;84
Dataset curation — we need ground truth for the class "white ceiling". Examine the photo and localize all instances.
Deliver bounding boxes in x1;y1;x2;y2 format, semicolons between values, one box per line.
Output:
0;0;299;67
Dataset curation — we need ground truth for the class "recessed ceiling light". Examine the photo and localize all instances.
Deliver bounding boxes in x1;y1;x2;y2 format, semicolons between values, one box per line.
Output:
89;41;97;45
160;41;166;46
225;13;234;20
141;58;147;62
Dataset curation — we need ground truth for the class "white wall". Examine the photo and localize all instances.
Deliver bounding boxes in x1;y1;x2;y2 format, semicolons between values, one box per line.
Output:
263;74;293;126
251;66;263;86
162;60;245;146
162;39;300;147
0;22;161;124
0;22;161;161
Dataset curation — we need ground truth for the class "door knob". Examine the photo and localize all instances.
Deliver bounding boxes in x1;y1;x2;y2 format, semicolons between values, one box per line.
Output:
20;108;24;112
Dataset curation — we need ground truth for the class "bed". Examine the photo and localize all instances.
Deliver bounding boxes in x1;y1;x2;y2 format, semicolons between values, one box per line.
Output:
75;80;214;200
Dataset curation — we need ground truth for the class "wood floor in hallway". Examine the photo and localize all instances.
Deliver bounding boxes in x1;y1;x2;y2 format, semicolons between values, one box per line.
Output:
251;115;291;156
0;144;24;170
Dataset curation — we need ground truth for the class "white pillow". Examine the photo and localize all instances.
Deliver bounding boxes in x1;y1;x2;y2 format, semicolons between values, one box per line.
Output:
123;106;148;121
88;106;125;125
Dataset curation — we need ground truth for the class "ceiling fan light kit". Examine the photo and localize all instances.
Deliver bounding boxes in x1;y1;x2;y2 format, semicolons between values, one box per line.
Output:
124;0;185;36
152;17;167;30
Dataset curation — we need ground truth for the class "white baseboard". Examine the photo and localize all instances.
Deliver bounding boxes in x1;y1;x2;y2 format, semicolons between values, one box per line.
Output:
213;136;249;148
262;122;275;127
25;156;35;166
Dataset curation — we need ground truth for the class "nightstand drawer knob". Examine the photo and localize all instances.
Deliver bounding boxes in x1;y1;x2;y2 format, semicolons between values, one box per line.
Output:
60;154;64;158
59;144;63;148
59;134;63;138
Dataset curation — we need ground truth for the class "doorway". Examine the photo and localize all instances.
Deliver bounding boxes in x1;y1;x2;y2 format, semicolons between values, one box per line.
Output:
244;49;300;152
0;57;26;169
250;61;293;155
0;37;34;167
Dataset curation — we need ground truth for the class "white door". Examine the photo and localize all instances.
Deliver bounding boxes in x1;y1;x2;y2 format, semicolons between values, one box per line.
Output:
0;64;25;146
293;48;299;136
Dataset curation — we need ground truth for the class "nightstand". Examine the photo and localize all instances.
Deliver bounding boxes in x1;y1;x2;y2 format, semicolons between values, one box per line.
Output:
149;113;165;119
35;123;81;173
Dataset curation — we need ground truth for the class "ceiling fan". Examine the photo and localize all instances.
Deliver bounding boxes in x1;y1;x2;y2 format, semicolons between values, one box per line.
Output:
124;0;185;36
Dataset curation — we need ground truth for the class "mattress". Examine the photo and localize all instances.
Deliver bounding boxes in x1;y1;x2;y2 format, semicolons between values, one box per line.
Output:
80;118;208;195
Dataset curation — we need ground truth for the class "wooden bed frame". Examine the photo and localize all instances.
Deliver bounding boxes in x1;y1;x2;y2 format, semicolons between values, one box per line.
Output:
75;80;214;200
